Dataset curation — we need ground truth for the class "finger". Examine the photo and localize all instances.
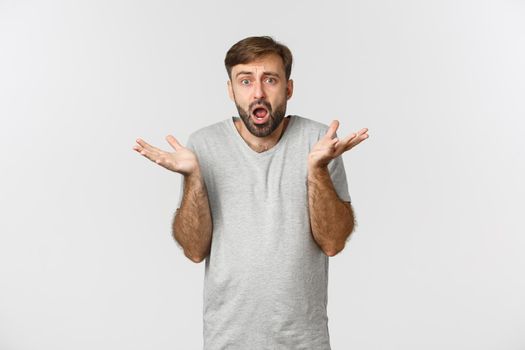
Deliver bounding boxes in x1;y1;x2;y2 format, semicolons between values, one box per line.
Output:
343;132;358;144
344;130;369;151
357;128;369;136
324;120;339;139
354;128;369;143
136;138;163;153
135;146;161;161
333;131;356;150
346;128;369;143
133;143;148;153
136;147;159;162
166;135;183;151
135;141;170;164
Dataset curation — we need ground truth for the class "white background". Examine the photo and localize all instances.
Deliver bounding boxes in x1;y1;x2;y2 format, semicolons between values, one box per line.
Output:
1;0;524;349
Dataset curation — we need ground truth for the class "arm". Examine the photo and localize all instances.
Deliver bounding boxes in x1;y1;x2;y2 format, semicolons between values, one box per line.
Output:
308;165;355;256
307;120;369;256
173;165;213;263
133;135;212;263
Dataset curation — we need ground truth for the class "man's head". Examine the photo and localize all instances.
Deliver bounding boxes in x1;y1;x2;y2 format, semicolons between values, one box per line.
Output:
225;36;294;138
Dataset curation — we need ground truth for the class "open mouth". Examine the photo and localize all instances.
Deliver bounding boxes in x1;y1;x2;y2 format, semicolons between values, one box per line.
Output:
251;106;270;124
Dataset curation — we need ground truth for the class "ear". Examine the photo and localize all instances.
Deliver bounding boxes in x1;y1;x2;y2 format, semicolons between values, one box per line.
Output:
286;79;294;100
227;80;235;101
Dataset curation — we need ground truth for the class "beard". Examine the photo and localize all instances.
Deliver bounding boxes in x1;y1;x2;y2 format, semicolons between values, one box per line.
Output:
234;98;287;138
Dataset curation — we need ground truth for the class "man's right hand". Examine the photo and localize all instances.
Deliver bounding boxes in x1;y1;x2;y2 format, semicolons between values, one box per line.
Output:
133;135;199;176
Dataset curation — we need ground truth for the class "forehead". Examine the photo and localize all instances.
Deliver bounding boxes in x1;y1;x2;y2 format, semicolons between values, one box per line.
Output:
231;54;285;75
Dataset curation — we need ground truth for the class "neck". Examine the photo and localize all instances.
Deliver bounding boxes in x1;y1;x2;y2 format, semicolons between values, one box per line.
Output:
234;116;290;153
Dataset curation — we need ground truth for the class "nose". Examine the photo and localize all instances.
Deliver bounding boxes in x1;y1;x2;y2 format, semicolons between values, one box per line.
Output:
253;80;266;100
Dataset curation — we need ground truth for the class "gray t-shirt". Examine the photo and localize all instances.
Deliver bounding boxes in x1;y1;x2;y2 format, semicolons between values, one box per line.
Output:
177;115;351;350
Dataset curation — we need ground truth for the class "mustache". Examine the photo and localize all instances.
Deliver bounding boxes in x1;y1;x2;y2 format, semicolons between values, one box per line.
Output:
249;99;272;113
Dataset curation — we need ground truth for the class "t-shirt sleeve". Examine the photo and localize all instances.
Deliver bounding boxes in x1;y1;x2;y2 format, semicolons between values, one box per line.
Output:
176;135;195;209
328;154;352;203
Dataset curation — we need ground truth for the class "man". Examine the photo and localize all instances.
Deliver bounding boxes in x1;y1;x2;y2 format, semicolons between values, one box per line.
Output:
133;36;369;349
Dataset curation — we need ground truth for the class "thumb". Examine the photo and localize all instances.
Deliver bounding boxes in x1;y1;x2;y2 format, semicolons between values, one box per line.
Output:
325;120;339;139
166;135;183;150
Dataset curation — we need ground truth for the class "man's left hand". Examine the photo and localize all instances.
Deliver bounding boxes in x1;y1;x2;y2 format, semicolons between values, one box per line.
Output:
308;120;369;169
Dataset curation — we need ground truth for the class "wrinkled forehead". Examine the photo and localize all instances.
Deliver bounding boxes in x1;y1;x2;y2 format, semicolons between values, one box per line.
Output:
231;55;285;77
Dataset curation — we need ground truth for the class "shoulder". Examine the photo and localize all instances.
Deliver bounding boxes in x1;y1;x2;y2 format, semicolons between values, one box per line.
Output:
291;115;331;138
187;118;230;145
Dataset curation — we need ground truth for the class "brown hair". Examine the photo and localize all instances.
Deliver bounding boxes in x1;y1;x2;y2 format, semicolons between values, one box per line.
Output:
224;36;293;81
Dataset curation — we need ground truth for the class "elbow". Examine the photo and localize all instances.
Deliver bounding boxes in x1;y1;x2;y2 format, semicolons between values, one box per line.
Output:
183;241;211;264
323;204;355;257
188;253;206;263
184;248;208;263
322;229;353;257
173;233;208;264
323;242;345;257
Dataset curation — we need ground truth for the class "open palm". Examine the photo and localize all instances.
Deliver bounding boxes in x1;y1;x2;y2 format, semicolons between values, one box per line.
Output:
308;120;369;168
133;135;199;176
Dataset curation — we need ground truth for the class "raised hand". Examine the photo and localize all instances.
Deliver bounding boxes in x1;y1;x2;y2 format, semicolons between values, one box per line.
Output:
308;120;369;169
133;135;199;176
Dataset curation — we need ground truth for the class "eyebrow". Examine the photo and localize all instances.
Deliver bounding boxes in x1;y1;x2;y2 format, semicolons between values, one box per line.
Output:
235;71;281;78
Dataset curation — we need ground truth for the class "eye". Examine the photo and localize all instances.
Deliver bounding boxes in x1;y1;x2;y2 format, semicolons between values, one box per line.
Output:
240;79;251;85
265;77;276;84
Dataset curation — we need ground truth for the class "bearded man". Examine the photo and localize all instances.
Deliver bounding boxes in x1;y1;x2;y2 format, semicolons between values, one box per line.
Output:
133;36;369;350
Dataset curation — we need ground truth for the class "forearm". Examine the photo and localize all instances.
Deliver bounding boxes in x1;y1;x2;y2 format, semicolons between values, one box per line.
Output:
307;165;354;256
173;166;213;263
